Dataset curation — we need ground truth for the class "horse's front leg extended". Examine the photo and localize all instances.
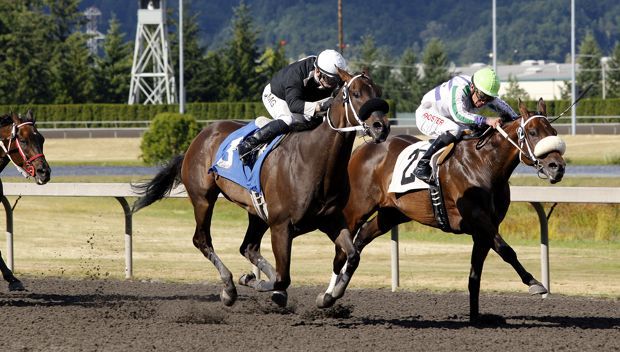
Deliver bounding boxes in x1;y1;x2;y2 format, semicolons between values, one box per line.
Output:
493;233;547;295
0;252;25;291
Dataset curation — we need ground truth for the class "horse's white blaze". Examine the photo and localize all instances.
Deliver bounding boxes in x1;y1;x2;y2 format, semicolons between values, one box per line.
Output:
534;136;566;157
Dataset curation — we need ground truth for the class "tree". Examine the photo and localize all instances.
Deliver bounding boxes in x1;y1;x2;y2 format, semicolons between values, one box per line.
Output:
606;42;620;98
502;74;530;101
577;32;603;98
50;32;96;103
256;43;288;85
94;15;132;103
44;0;84;42
421;38;450;94
391;47;422;112
221;1;262;101
0;1;53;104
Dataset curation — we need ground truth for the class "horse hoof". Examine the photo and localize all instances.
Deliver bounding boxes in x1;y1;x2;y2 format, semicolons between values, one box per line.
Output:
8;280;25;292
220;286;238;306
529;283;548;295
316;292;336;308
238;273;256;286
271;290;287;307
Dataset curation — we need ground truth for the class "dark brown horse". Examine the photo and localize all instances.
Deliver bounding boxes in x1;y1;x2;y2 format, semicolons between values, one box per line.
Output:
0;110;51;291
327;99;566;321
132;69;390;307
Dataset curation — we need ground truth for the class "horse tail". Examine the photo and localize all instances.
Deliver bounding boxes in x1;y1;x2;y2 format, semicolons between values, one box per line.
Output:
131;154;184;213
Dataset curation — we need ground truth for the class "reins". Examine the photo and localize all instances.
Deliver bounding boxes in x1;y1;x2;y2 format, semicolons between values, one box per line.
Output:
324;74;369;133
0;121;45;178
495;115;566;179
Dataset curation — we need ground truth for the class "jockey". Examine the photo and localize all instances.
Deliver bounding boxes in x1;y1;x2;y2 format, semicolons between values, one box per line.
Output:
413;67;519;183
237;49;347;164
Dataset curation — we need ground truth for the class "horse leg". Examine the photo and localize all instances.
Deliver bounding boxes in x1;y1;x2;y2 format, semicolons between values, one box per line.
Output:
191;190;237;306
493;233;547;295
0;252;25;291
468;239;491;322
261;222;293;307
238;214;277;289
315;214;359;307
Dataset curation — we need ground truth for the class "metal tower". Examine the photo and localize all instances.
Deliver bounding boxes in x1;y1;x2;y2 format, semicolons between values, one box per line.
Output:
128;0;176;105
84;6;105;56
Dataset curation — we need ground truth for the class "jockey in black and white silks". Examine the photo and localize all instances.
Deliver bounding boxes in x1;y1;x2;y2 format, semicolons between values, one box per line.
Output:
237;49;348;165
413;67;519;183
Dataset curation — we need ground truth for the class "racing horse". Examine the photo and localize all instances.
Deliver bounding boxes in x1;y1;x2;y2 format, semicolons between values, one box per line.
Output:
0;110;51;291
326;98;565;321
132;68;390;307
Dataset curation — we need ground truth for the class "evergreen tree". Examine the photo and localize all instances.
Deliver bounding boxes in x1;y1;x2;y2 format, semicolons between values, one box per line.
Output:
44;0;84;42
222;1;262;101
94;16;132;103
256;43;288;85
392;47;422;112
50;32;95;103
0;1;53;104
577;32;603;98
421;38;450;94
502;74;530;101
199;51;227;102
606;42;620;98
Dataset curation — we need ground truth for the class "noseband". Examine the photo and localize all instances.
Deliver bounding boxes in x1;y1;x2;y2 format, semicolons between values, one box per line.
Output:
496;115;566;178
324;74;373;134
0;121;45;178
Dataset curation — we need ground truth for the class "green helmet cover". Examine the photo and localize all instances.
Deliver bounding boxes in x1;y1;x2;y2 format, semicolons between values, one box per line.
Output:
472;67;500;97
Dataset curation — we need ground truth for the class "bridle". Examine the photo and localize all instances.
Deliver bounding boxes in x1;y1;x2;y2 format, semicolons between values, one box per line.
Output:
0;121;45;178
495;115;566;178
324;74;372;134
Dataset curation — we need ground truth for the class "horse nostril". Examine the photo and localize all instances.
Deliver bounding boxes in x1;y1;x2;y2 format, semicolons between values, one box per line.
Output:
372;121;384;131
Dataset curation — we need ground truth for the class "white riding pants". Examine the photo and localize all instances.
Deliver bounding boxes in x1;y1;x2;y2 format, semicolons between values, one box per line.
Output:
415;101;461;138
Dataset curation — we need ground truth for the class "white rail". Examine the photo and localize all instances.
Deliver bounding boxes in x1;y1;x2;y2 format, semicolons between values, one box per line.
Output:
1;183;619;292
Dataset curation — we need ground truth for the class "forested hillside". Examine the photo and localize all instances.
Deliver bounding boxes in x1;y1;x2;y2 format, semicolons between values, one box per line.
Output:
81;0;620;64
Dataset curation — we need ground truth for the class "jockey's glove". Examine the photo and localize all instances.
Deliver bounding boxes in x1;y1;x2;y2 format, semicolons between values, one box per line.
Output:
317;97;334;112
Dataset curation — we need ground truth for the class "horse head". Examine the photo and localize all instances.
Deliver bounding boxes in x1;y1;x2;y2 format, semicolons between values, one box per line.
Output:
1;110;50;184
327;68;390;143
514;98;566;183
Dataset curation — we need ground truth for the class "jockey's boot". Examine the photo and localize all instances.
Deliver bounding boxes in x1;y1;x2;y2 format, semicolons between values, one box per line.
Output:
238;119;290;165
413;132;457;183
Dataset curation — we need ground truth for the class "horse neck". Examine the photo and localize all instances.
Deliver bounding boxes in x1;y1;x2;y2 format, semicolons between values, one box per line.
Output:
454;124;521;187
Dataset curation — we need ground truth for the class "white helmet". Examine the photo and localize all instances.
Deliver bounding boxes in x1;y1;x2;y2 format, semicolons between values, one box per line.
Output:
315;49;347;77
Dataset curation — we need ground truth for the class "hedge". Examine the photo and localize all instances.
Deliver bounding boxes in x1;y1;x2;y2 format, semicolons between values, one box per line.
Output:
1;98;616;125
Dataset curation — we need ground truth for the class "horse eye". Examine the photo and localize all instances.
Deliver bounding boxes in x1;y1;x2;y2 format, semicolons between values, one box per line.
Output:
352;91;361;98
528;129;537;137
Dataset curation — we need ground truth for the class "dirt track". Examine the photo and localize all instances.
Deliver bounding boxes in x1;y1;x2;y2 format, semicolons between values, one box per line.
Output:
0;278;618;352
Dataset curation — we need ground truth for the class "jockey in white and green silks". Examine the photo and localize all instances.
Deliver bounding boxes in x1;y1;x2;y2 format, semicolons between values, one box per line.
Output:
413;67;519;183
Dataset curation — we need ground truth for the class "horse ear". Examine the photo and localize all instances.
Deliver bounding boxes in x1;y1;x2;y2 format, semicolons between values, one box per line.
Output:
537;98;547;116
26;109;35;122
337;66;352;82
517;98;528;117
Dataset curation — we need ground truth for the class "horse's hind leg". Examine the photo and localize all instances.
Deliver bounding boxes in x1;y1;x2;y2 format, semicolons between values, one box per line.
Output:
238;214;276;288
493;233;547;294
0;253;24;291
191;189;237;306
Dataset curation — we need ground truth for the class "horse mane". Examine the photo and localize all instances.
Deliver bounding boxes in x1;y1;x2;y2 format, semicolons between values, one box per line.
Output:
0;114;13;127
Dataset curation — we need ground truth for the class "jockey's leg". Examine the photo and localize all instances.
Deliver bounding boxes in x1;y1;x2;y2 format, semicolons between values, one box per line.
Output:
238;119;290;164
413;132;457;183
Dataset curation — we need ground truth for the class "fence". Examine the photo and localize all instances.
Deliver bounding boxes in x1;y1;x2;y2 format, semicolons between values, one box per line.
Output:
2;183;619;295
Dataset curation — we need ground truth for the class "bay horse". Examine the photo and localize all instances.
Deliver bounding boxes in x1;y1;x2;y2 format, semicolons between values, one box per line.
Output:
132;68;390;307
0;110;51;291
327;98;566;321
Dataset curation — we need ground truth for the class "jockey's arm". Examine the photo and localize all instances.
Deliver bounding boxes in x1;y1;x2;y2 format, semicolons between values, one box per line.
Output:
487;98;519;121
449;85;487;127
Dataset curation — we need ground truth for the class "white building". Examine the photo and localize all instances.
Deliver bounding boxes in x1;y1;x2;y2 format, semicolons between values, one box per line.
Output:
453;60;576;100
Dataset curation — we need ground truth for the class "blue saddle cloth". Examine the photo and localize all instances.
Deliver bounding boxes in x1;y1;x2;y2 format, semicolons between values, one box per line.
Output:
209;122;284;194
